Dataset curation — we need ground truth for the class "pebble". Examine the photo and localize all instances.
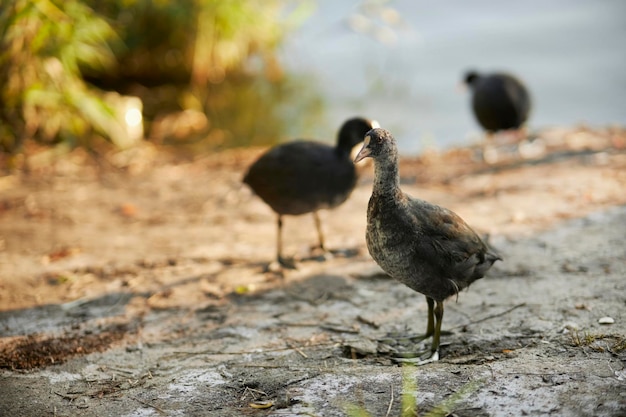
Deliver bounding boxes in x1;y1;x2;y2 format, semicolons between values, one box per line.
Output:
598;316;615;325
560;321;579;333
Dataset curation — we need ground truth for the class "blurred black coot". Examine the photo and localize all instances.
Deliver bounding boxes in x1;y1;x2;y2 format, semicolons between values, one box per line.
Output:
354;128;501;364
464;70;531;134
244;117;379;268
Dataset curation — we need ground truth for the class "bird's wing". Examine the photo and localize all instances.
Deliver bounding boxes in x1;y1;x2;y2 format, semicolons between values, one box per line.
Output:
503;76;531;120
406;197;489;276
245;141;349;207
246;142;326;185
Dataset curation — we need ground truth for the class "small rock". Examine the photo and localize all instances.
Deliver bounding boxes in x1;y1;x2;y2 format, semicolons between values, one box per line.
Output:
518;139;546;159
125;343;143;352
511;210;527;223
598;316;615;325
342;339;378;358
483;146;499;164
561;321;579;333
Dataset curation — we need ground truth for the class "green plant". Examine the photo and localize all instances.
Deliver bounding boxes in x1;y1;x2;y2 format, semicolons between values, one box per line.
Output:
570;331;626;353
345;364;482;417
85;0;320;148
422;378;482;417
1;0;317;160
570;331;601;347
0;0;126;154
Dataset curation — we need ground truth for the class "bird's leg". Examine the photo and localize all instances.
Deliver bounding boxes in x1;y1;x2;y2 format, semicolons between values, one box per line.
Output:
276;215;297;269
313;211;326;252
425;296;435;337
414;300;444;365
415;301;443;366
406;296;434;343
390;299;444;365
309;212;332;261
482;131;499;164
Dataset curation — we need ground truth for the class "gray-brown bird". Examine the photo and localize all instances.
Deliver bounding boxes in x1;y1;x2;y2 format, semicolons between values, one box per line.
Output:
354;128;501;363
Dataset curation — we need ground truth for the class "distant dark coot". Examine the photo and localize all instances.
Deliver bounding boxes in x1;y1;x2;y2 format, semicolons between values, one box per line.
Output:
244;117;379;268
464;70;531;134
354;128;501;364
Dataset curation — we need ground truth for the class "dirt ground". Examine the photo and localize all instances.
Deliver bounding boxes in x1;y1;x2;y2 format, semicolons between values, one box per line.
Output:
1;125;625;416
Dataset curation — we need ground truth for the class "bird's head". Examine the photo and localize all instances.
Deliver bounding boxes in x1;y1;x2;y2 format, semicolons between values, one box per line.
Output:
354;128;396;163
338;117;381;151
463;70;480;87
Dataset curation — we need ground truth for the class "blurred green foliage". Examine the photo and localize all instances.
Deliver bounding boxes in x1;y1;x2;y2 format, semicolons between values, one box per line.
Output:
0;0;322;159
0;0;124;153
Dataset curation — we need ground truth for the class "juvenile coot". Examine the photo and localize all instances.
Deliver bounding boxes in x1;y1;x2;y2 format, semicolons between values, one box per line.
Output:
244;117;379;268
464;70;531;134
354;128;501;363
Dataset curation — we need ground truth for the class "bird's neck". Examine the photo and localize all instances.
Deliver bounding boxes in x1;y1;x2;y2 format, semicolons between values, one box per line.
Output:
372;156;400;196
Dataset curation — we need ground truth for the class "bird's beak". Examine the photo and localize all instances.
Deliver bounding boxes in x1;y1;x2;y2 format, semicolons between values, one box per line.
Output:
354;135;372;163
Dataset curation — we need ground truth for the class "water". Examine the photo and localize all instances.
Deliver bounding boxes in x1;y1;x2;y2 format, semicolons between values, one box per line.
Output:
279;0;626;154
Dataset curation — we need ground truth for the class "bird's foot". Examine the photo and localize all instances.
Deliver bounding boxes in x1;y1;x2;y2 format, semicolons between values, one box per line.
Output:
264;256;297;272
311;245;332;259
378;331;450;365
328;247;361;259
301;246;333;263
314;251;333;262
393;349;440;366
517;137;546;160
378;330;451;345
278;256;298;270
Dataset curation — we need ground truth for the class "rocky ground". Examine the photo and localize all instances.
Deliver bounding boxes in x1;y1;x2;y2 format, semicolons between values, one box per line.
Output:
1;125;625;416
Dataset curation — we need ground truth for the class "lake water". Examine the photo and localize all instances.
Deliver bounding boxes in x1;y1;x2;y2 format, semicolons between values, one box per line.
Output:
279;0;626;154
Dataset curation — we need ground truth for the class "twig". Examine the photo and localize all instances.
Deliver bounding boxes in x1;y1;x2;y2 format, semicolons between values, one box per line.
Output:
241;387;268;401
320;325;360;334
168;339;355;358
280;321;322;327
241;364;284;368
103;365;135;375
504;371;584;376
53;391;80;401
130;396;167;415
385;383;394;417
357;315;380;329
291;345;309;358
450;303;526;330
